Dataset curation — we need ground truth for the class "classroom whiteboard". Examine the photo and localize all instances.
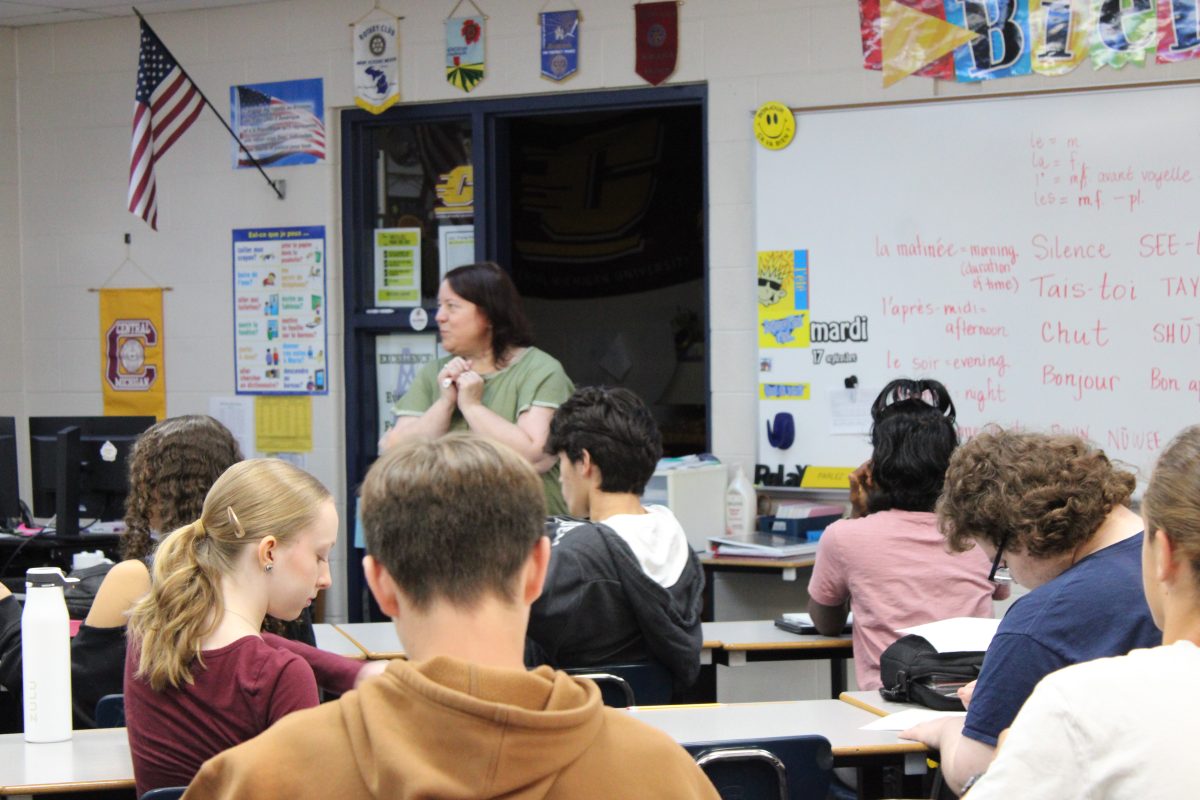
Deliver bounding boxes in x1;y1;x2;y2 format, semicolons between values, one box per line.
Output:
755;83;1200;485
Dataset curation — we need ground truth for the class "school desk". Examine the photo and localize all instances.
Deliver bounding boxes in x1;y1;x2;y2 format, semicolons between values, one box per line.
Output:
702;619;852;697
0;727;133;795
312;622;365;659
697;553;815;621
628;698;927;798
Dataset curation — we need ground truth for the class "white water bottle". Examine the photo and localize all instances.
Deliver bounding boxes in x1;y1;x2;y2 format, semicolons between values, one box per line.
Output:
22;567;75;742
724;465;757;536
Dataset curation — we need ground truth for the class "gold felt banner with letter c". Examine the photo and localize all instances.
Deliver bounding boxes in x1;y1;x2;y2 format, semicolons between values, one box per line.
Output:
99;288;166;419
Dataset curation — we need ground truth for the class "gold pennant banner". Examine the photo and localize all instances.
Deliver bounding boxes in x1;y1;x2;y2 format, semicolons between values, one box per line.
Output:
99;288;166;419
881;0;979;87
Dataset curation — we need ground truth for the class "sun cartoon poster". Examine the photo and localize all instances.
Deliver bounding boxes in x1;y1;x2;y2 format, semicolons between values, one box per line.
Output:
757;249;810;349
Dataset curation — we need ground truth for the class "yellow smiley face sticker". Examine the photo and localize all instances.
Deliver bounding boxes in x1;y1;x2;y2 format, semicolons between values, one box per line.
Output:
754;101;795;151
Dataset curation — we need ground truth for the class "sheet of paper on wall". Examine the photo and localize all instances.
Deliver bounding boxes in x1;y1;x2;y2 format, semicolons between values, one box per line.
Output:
376;333;440;443
829;386;875;435
373;227;422;306
255;395;313;453
438;224;475;281
267;451;307;470
209;395;256;458
898;617;1001;653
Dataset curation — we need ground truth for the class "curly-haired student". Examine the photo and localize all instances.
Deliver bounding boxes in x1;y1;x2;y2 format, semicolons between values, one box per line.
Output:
901;428;1159;794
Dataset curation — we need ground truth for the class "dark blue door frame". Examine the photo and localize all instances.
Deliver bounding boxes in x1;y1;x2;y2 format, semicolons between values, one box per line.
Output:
340;84;708;621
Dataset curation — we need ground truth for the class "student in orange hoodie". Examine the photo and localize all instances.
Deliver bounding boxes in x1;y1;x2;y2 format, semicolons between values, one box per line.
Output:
185;433;719;800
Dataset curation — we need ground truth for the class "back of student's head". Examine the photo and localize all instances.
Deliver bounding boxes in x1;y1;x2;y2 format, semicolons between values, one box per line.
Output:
128;458;331;691
545;386;662;495
1144;425;1200;589
122;415;243;561
867;379;958;513
360;433;545;610
938;428;1135;558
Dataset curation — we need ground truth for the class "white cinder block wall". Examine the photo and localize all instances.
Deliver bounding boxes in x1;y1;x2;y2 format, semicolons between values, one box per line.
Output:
3;0;1198;648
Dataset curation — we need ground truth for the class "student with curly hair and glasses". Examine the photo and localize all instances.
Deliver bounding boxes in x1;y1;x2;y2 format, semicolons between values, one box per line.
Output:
807;379;1008;691
901;428;1160;795
960;425;1200;798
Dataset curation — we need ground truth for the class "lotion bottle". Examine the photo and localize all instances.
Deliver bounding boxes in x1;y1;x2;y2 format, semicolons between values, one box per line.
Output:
22;567;75;742
724;464;757;536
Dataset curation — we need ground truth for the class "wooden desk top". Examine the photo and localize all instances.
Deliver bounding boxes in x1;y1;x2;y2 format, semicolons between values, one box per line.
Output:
332;622;406;659
627;699;926;758
698;554;816;569
0;728;134;795
839;689;916;717
313;623;366;659
702;620;852;651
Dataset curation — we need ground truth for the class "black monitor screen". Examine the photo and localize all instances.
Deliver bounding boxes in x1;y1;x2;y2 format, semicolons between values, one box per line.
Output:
28;416;156;522
0;417;19;524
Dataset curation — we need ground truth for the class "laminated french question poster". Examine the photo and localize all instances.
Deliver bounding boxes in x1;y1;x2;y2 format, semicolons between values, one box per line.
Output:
99;288;166;419
232;226;328;395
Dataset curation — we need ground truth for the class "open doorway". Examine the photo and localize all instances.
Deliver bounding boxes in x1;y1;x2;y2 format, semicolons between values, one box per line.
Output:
498;102;707;455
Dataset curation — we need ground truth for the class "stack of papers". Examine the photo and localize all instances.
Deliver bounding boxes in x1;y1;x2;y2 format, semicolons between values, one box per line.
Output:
774;501;846;519
708;534;820;558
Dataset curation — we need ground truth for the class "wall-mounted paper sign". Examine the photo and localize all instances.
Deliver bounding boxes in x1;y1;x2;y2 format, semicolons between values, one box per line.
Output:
438;224;475;281
374;227;421;306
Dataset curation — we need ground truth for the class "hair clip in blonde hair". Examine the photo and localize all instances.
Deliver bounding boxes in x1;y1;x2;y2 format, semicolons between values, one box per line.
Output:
227;507;247;538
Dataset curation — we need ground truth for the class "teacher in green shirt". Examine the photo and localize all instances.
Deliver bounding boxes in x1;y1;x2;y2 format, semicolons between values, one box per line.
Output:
381;262;574;514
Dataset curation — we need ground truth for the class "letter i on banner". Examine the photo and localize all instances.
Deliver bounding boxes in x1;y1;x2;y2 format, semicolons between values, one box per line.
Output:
353;14;401;113
99;288;165;419
540;9;580;81
1157;0;1200;63
635;1;678;85
446;3;486;93
1030;0;1091;75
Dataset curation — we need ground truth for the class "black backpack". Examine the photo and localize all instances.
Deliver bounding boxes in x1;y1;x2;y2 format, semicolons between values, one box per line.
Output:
878;634;984;711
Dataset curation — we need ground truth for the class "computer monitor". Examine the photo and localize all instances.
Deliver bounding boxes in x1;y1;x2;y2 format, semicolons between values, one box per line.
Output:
28;416;156;535
0;417;20;527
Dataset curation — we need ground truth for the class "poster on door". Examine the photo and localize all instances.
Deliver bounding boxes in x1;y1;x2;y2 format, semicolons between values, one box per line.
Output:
233;226;329;394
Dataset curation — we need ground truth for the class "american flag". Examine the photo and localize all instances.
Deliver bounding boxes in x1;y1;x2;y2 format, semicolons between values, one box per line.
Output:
127;20;205;230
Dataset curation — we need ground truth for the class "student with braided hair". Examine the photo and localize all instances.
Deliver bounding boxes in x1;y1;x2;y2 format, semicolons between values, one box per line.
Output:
124;458;383;796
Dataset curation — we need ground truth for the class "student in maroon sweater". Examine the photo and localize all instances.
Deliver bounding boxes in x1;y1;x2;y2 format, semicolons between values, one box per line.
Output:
124;458;383;796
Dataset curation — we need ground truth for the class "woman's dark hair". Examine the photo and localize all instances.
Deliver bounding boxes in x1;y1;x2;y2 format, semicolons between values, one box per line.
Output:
545;386;662;495
444;262;534;367
866;379;958;513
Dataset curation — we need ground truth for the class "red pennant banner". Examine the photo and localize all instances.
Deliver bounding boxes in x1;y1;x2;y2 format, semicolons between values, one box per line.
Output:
635;1;678;85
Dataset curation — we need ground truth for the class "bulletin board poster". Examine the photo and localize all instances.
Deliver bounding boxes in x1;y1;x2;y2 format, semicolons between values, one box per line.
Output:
375;332;440;442
233;226;329;395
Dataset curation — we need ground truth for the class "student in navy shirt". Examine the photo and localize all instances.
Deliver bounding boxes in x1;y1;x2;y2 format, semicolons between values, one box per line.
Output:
124;459;383;796
901;429;1160;795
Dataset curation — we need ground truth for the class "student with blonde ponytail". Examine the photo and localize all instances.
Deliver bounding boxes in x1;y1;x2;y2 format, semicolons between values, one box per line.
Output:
124;459;382;796
962;426;1200;799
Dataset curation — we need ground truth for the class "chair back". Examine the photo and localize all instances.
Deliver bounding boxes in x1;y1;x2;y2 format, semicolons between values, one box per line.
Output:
685;735;833;800
94;693;125;729
141;788;187;800
565;661;673;707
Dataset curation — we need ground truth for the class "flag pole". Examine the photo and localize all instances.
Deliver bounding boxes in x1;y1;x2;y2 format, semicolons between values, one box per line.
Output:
132;6;285;200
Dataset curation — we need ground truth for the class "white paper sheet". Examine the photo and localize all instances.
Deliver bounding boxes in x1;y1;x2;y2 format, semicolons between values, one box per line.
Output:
861;708;965;731
898;617;1001;653
209;395;256;458
828;386;876;435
